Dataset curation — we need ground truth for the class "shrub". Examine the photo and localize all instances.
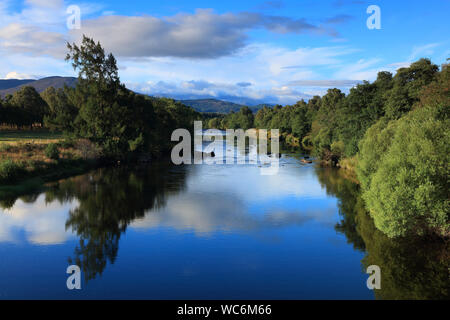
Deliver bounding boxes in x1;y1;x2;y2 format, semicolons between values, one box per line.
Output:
0;143;13;152
357;118;398;190
331;140;345;157
76;139;101;160
358;106;449;238
45;143;60;160
0;160;26;184
59;138;75;149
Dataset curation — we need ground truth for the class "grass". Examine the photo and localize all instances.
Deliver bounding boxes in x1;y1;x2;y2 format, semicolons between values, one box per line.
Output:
0;160;27;184
0;130;63;144
0;133;100;190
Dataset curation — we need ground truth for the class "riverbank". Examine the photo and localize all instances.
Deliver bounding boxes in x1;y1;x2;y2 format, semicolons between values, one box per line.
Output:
318;156;359;183
0;138;101;198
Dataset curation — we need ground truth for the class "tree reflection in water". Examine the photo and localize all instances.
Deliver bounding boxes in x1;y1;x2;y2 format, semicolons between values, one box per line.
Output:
316;167;449;300
45;163;190;281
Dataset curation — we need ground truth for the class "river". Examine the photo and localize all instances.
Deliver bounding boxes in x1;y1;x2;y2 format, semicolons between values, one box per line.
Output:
0;144;448;299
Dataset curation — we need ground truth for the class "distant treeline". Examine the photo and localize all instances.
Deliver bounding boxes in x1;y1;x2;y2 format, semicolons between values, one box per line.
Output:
208;58;449;238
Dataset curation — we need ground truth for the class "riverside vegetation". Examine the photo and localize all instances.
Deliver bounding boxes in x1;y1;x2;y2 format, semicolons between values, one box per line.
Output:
207;58;449;239
0;36;448;240
0;36;201;188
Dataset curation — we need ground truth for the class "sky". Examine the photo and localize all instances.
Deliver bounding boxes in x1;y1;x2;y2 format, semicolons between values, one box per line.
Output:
0;0;449;105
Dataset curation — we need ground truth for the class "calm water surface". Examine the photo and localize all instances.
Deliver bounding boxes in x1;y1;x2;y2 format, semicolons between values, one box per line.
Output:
0;148;448;299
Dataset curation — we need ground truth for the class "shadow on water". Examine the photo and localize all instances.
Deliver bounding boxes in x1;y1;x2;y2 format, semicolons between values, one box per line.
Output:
315;167;450;300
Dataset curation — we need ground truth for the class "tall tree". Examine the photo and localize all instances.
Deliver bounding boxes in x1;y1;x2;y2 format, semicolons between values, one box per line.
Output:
66;35;146;157
384;58;438;119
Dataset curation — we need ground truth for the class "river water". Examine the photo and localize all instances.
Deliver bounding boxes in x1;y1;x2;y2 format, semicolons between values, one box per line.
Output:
0;144;448;299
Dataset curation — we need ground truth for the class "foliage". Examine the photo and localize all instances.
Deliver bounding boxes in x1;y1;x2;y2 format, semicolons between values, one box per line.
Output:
65;36;200;159
1;86;49;128
41;87;77;132
0;160;26;183
222;106;255;130
361;105;449;238
384;59;439;119
44;143;60;160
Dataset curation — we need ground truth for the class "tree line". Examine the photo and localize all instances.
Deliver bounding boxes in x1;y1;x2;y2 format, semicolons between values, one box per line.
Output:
207;58;449;238
0;36;201;159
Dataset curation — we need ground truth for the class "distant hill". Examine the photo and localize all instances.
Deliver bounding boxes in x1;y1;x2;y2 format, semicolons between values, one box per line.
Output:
0;78;274;114
0;76;77;97
0;79;36;90
179;98;269;114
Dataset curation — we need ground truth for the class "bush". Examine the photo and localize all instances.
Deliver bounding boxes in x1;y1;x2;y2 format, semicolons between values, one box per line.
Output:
0;143;13;152
358;106;449;238
0;160;26;184
58;138;75;149
76;139;101;160
331;140;345;157
357;118;398;190
45;143;60;160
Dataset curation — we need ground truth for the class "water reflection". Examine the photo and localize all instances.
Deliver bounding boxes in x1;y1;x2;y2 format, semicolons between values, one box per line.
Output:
0;195;77;244
131;192;335;235
0;156;448;299
316;167;450;300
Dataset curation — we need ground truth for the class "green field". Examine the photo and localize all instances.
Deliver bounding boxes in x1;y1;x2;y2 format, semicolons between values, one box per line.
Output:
0;130;63;143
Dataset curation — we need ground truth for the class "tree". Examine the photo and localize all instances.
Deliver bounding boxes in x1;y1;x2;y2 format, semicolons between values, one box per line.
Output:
360;105;449;238
208;117;221;129
255;106;274;129
223;107;254;130
41;87;77;132
9;86;49;127
291;101;310;139
66;35;147;157
384;59;438;119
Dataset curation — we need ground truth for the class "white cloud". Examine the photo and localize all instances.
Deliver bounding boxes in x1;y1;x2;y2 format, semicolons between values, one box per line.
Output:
3;71;37;79
333;58;382;81
120;44;367;103
68;9;339;59
25;0;63;9
0;23;67;58
408;43;441;62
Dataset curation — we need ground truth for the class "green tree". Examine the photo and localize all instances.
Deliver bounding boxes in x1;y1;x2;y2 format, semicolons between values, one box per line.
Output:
361;105;449;237
384;58;438;119
41;87;77;132
66;36;149;158
9;86;49;128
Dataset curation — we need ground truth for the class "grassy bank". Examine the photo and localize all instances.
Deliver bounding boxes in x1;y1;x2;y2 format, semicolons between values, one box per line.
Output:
318;155;359;184
0;129;63;143
0;135;101;199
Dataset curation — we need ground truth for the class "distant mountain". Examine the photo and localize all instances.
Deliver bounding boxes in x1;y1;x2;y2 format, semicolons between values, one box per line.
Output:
0;79;36;90
0;76;77;97
179;98;269;114
0;78;275;114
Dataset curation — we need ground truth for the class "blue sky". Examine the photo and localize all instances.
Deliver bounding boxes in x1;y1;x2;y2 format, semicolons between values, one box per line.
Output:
0;0;449;104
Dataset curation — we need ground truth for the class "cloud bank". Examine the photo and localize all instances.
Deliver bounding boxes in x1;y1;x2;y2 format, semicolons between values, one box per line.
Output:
69;9;339;59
